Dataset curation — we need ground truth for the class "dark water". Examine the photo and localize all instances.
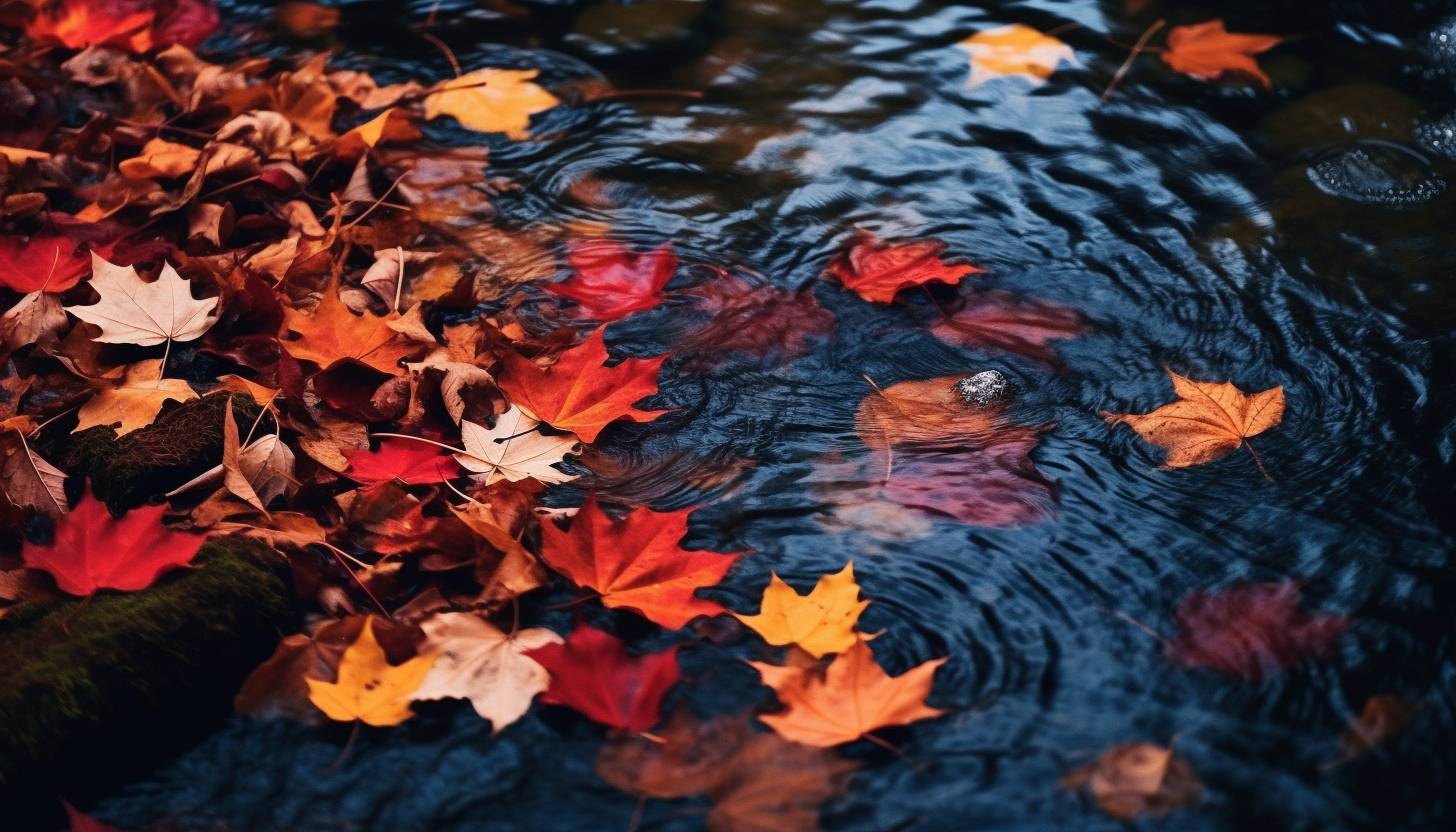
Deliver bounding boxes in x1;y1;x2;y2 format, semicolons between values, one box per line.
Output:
96;0;1456;830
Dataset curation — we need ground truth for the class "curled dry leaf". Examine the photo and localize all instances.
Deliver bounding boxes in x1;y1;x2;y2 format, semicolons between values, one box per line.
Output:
1060;742;1202;820
407;611;562;731
734;563;869;659
0;429;68;517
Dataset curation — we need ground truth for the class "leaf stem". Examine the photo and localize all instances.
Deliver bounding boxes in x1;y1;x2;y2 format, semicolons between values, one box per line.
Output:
1244;439;1274;483
1101;19;1165;103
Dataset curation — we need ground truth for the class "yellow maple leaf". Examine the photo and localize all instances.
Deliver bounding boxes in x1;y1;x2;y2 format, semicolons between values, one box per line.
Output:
305;617;436;727
424;69;560;140
74;360;197;437
734;563;869;658
957;24;1078;88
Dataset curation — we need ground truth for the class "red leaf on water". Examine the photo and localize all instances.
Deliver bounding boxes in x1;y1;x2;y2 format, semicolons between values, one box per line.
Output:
880;434;1056;527
540;494;743;629
1166;582;1346;681
828;232;984;303
343;438;461;486
674;273;836;370
929;290;1086;366
496;327;668;444
22;491;206;596
25;0;219;54
525;622;681;732
544;240;677;322
64;802;128;832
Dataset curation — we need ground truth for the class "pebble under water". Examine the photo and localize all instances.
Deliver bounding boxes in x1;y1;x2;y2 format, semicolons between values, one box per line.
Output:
91;1;1456;830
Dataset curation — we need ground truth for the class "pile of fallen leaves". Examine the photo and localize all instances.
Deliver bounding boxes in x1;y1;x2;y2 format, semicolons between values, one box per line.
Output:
0;1;1415;829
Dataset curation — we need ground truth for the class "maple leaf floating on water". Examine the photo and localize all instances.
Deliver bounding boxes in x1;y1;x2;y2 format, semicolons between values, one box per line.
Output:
734;563;869;659
1103;369;1284;474
495;327;668;444
750;638;946;747
64;254;217;346
539;494;744;629
544;239;678;322
407;611;561;732
525;622;681;733
424;68;561;141
1165;581;1346;681
21;491;206;595
1162;20;1283;89
957;24;1078;88
1060;742;1202;820
828;232;984;304
305;617;436;727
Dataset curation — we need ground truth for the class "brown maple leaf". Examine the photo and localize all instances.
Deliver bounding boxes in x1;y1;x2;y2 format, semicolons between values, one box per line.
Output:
1060;742;1202;820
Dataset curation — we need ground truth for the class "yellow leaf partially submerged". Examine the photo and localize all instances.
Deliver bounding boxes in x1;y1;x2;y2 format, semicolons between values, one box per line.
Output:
734;563;868;658
305;617;435;727
424;69;560;140
957;24;1077;88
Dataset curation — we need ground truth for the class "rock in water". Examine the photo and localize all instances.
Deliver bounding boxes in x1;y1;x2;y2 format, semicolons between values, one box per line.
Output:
953;371;1014;407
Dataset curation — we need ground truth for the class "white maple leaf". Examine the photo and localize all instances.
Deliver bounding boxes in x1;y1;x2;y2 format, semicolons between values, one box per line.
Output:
409;612;562;731
65;254;218;347
456;405;580;485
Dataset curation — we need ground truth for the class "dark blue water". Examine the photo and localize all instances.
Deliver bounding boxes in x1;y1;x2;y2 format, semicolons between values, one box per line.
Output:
94;1;1456;830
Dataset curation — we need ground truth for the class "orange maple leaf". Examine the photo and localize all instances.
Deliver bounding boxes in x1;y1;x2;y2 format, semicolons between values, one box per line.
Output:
495;327;668;444
750;638;946;747
1102;369;1284;474
828;232;984;304
1162;20;1283;89
281;286;422;375
539;494;744;629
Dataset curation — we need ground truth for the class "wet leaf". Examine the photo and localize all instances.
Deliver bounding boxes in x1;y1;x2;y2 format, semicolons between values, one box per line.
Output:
734;563;868;658
828;232;983;303
1060;742;1202;820
1162;20;1282;89
1165;581;1346;681
540;494;744;629
496;327;668;444
24;0;219;54
927;290;1086;366
750;638;946;747
408;611;561;731
21;490;205;595
674;274;835;371
957;24;1077;88
1103;369;1284;469
1338;694;1417;761
424;68;561;140
525;621;681;732
64;255;218;346
305;617;435;727
544;240;677;321
457;405;581;486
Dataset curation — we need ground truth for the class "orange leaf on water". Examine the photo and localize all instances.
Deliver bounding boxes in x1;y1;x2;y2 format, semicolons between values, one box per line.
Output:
1103;369;1284;470
956;24;1078;88
1162;20;1283;89
1060;741;1202;820
828;232;983;304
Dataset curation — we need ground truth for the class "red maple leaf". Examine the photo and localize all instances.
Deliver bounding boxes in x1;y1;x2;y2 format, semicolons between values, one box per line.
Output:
22;492;207;596
0;219;128;293
526;622;681;732
1166;582;1346;681
25;0;219;54
828;232;984;304
496;327;668;444
928;290;1086;366
673;273;835;371
539;494;744;629
544;240;677;322
343;438;461;486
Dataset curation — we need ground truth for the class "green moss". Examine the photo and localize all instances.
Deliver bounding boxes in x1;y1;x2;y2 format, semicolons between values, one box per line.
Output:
0;537;297;796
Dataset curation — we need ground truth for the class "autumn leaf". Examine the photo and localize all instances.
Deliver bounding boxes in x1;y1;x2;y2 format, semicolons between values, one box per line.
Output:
24;0;219;54
539;494;744;629
407;611;561;731
734;563;868;658
343;437;461;486
118;138;202;179
525;622;681;732
457;405;581;486
1165;581;1346;681
1060;742;1202;820
957;24;1078;88
1337;694;1417;762
928;290;1086;366
21;490;206;595
828;232;983;304
750;638;945;747
335;108;420;160
305;617;435;727
496;327;668;444
64;254;218;347
281;284;423;374
0;429;68;517
74;359;198;436
63;802;129;832
672;273;835;372
855;375;1021;449
598;709;752;798
1162;20;1283;89
167;399;295;510
0;228;108;293
423;68;561;140
1103;369;1284;474
544;240;677;321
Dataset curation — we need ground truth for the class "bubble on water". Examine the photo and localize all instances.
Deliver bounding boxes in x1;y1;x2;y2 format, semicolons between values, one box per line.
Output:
1307;143;1446;206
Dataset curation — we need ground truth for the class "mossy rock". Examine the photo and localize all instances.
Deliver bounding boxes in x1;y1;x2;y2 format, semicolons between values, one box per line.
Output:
0;537;298;824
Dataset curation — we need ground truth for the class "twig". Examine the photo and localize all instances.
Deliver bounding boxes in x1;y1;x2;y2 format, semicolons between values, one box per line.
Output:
422;33;462;79
1096;606;1169;646
1101;19;1165;103
1244;439;1274;483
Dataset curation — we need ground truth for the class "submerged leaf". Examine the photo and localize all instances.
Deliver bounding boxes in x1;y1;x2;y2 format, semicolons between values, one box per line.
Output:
957;24;1077;88
1060;742;1202;820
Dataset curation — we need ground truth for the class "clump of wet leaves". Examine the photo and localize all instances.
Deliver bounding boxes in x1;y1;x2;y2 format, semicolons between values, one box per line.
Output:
0;1;1358;829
